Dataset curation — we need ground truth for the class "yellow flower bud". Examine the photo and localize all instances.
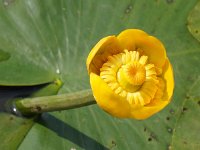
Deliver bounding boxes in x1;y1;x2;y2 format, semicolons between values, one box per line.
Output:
86;29;174;120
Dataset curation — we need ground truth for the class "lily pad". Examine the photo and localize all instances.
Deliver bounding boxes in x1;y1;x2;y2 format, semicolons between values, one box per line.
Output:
0;0;200;150
188;0;200;43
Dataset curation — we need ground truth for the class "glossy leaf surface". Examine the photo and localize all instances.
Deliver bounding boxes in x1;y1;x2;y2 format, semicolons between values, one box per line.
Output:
0;0;200;149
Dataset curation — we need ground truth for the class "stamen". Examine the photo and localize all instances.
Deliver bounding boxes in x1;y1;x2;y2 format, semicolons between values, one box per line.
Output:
139;55;148;65
100;49;162;106
122;62;146;86
117;67;141;92
127;93;135;104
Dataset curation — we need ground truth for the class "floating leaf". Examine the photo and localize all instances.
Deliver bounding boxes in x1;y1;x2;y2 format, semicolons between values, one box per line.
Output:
0;0;199;150
188;0;200;43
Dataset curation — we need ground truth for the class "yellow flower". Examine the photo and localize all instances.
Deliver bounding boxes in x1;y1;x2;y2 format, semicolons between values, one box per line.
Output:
86;29;174;120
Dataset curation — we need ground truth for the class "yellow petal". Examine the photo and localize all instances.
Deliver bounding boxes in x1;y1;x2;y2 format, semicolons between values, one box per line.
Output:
117;29;166;70
161;58;174;101
131;59;174;120
90;72;131;118
130;101;168;120
86;36;122;74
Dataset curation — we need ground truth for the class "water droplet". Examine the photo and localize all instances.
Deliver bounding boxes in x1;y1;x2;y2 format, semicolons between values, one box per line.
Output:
56;68;60;74
4;98;24;117
13;108;16;112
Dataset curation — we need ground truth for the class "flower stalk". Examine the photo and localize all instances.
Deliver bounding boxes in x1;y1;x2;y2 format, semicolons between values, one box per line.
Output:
13;89;95;116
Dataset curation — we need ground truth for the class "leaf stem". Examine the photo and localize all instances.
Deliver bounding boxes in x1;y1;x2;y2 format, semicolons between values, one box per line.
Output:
14;89;96;116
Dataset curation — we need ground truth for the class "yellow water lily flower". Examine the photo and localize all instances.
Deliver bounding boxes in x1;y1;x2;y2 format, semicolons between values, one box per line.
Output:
86;29;174;120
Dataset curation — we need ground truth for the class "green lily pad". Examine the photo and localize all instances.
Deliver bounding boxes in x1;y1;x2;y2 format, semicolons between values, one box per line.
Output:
188;0;200;43
0;113;34;150
0;0;200;150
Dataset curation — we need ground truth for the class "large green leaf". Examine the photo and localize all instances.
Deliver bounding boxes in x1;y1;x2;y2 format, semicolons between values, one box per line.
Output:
188;0;200;43
171;1;200;149
0;0;200;149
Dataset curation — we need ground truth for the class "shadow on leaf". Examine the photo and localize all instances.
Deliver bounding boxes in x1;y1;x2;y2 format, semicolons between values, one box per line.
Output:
37;113;109;150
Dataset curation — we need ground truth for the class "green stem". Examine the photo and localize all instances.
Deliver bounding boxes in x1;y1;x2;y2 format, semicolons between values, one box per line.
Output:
14;89;96;116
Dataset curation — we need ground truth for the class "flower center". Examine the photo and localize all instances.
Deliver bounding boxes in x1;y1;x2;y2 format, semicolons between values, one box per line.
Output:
117;62;146;92
100;50;160;106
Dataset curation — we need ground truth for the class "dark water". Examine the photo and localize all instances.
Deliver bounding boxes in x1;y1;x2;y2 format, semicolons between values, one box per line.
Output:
0;84;48;112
